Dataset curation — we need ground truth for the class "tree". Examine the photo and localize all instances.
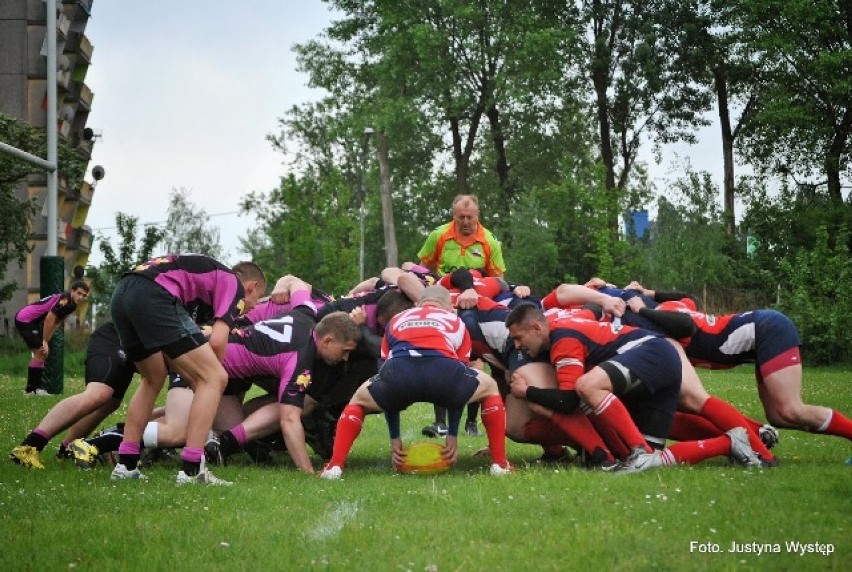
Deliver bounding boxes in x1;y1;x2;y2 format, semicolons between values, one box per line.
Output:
161;187;224;259
300;0;580;243
579;0;712;233
734;0;851;206
635;163;735;295
86;213;164;324
0;113;89;307
655;0;763;238
240;168;360;295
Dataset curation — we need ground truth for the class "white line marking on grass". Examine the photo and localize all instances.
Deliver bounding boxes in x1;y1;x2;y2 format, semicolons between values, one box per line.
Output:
307;500;361;541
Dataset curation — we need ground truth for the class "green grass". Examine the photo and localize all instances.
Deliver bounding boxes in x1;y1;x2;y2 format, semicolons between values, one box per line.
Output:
1;367;849;571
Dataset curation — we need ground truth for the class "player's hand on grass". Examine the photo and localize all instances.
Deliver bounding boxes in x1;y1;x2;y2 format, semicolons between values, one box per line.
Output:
391;438;406;469
472;446;491;457
442;436;458;465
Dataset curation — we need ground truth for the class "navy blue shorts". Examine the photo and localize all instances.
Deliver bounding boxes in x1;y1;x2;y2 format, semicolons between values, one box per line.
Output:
367;356;480;412
111;275;206;362
503;342;550;371
599;336;681;441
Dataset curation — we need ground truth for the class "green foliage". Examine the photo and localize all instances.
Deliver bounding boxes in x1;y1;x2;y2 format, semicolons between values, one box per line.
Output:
241;171;359;294
0;183;36;308
0;114;88;307
739;178;852;279
634;167;734;292
505;194;561;292
86;213;164;324
778;225;852;364
733;0;852;202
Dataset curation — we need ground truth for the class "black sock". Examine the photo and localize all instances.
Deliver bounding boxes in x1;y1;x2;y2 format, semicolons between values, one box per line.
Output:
118;454;140;470
25;366;44;393
89;428;125;454
434;405;448;425
181;460;201;476
219;430;241;456
22;431;49;451
466;402;480;424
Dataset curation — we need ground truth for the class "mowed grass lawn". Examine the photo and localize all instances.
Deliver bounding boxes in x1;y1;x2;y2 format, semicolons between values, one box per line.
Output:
0;366;849;571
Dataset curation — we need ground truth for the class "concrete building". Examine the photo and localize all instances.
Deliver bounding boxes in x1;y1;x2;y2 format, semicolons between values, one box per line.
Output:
0;0;97;335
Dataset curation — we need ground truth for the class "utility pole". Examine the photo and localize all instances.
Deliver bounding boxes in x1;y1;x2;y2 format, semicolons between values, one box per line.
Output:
358;128;374;282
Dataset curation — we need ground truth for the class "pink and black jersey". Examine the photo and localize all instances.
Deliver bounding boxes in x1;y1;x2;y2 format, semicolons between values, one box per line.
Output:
15;292;77;326
224;309;318;407
382;306;471;361
128;254;245;328
319;287;389;335
239;290;328;326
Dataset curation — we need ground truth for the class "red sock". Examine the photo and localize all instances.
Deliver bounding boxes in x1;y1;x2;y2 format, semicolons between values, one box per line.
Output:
327;404;365;468
585;409;631;459
549;411;612;459
480;395;508;467
523;418;575;457
701;397;775;461
741;415;764;434
667;435;731;464
591;393;650;454
670;412;723;440
821;410;852;440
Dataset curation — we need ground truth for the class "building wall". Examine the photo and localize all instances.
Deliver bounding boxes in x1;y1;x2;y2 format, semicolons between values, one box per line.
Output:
0;0;97;334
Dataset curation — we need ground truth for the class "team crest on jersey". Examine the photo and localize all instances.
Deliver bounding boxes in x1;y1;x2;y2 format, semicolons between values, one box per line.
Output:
58;298;68;307
296;371;312;388
133;256;174;272
236;299;246;315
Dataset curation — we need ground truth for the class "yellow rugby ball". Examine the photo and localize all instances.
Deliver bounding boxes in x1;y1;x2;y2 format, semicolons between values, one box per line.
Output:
398;441;451;475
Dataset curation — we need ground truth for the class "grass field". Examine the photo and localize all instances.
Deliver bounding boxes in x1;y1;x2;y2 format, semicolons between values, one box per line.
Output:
0;365;849;571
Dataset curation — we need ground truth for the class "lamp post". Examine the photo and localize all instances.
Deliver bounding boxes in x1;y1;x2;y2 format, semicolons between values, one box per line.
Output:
358;127;374;282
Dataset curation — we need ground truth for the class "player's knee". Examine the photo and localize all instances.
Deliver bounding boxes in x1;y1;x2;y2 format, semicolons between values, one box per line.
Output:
574;376;599;401
477;374;499;395
677;390;708;413
765;403;802;428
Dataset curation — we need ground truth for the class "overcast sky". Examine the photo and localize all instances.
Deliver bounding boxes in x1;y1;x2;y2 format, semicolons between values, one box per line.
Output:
82;1;724;267
83;1;338;266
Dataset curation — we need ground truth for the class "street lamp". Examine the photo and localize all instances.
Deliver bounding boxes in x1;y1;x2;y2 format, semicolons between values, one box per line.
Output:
358;127;375;282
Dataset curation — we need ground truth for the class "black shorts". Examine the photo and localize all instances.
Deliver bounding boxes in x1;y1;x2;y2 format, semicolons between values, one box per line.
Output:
367;356;479;412
85;343;136;402
111;275;206;362
15;319;43;351
168;372;249;396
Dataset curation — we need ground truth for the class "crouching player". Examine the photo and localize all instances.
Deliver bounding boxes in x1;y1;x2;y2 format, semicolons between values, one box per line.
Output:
320;285;512;479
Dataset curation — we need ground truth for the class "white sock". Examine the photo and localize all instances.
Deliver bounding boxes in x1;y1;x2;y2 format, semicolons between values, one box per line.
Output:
142;422;159;448
817;410;833;432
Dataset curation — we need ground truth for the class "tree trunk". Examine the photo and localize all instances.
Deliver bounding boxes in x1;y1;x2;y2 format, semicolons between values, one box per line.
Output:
486;104;512;241
714;67;736;237
376;131;398;268
826;107;851;204
591;2;618;234
450;116;468;194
